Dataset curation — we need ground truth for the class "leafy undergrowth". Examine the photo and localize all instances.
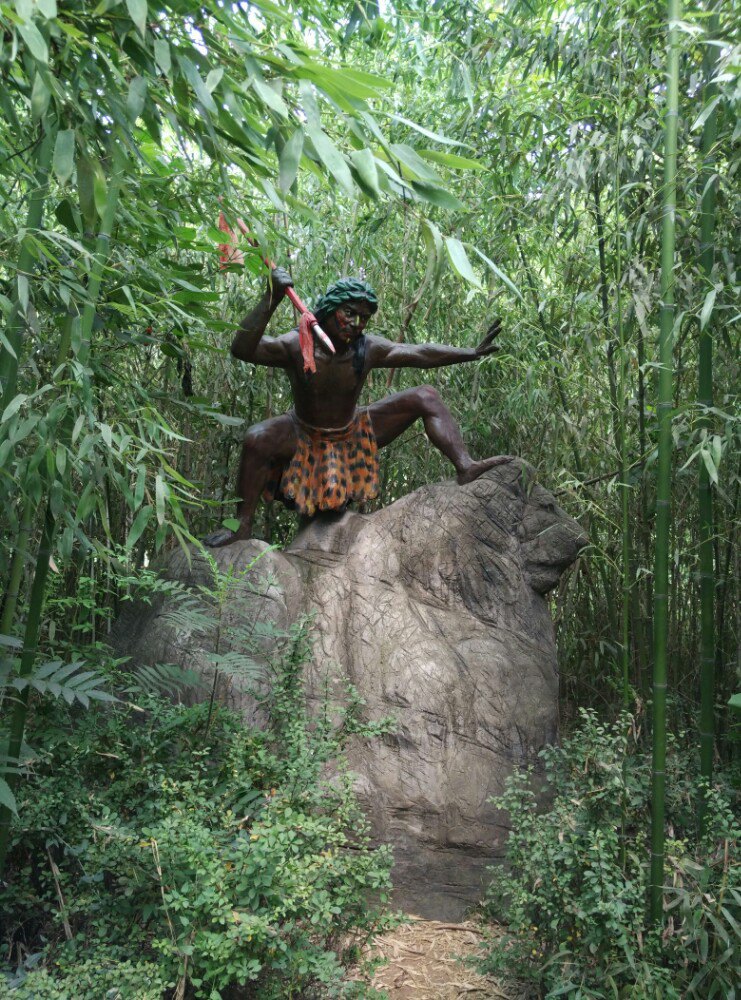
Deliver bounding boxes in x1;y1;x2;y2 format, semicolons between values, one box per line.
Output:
0;620;395;999
478;710;740;1000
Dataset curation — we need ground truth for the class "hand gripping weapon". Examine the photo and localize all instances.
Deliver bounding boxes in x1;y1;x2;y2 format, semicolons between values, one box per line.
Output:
218;211;334;373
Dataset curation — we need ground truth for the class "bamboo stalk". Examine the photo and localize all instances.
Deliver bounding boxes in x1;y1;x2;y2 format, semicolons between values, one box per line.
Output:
697;6;720;832
0;502;55;872
0;122;56;413
0;501;33;697
649;0;681;927
611;14;631;712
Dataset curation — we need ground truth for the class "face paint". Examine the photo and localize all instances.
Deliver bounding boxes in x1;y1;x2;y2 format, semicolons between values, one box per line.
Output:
335;304;372;341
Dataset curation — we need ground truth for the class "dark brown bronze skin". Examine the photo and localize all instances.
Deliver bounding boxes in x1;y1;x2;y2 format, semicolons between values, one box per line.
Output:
204;267;511;546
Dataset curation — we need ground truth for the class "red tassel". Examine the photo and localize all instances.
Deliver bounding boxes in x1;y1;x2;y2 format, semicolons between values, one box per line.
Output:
217;211;244;268
298;311;318;374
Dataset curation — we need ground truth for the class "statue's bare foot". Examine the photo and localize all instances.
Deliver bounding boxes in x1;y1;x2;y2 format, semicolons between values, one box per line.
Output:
457;455;516;485
202;525;252;548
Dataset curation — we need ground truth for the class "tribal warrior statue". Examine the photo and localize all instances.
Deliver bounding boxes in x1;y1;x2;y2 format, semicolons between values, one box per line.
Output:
204;269;510;547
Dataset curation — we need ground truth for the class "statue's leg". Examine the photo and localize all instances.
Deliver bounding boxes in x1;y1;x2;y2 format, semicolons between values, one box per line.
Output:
203;413;298;547
368;386;513;484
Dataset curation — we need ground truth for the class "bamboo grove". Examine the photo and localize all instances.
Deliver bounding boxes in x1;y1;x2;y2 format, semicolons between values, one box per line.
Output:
0;0;738;929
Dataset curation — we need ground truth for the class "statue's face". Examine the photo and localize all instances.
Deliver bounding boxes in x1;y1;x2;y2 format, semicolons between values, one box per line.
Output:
325;299;374;344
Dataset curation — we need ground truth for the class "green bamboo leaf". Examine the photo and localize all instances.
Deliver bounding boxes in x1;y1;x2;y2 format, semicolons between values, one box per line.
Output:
125;0;147;37
384;112;466;148
54;198;80;233
155;473;165;525
708;434;721;469
691;94;721;131
306;125;354;197
445;237;483;290
126;505;152;550
205;67;224;93
0;779;17;816
133;465;146;508
172;290;220;304
154;39;171;75
298;60;389;100
178;56;216;114
422;219;443;281
127;76;147;121
699;287;716;330
52;129;75;186
17;276;29;314
0;332;16;361
420;149;486;171
389;143;441;183
373;156;406;194
279;128;303;193
77;157;96;228
92;161;108;217
18;21;48;63
37;0;57;17
471;246;523;301
251;78;288;118
349;148;381;199
457;61;474;112
411;182;464;212
2;394;28;423
208;411;245;427
30;71;51;121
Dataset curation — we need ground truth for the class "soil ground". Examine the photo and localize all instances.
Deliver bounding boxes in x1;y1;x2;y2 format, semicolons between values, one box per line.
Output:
348;915;526;999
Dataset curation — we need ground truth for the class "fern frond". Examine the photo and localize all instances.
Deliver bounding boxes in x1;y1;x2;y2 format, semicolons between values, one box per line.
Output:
201;651;264;678
158;597;215;635
125;662;205;696
8;660;118;707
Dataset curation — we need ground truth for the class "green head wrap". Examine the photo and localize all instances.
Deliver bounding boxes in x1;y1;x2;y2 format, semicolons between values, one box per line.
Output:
313;277;379;322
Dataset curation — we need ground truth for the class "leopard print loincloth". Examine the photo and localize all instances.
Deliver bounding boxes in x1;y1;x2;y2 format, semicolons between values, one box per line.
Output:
263;410;380;516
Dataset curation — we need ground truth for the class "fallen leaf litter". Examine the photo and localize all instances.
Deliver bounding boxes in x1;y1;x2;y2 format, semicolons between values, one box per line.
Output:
347;915;527;999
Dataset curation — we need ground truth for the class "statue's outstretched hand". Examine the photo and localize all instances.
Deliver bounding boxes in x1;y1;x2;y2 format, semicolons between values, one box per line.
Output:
268;266;294;300
474;318;502;358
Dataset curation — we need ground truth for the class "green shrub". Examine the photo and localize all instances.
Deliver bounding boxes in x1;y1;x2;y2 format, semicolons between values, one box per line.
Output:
0;618;393;999
480;709;740;999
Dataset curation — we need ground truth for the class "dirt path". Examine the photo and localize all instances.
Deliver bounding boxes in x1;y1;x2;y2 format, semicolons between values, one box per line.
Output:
349;916;522;999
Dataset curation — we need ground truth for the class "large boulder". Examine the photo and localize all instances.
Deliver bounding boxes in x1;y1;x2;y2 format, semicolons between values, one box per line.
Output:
112;461;586;919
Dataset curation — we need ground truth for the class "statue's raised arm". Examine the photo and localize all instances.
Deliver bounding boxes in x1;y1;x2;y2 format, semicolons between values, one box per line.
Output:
204;277;513;547
230;266;294;368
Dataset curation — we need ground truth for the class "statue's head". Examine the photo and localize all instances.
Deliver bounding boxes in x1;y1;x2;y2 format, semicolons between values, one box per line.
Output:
315;278;378;328
314;280;378;372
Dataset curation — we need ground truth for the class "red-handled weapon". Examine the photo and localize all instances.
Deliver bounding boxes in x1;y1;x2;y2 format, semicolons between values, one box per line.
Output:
218;211;334;373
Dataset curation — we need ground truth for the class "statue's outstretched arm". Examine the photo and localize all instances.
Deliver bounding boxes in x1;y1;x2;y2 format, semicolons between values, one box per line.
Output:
230;267;293;367
368;319;501;369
